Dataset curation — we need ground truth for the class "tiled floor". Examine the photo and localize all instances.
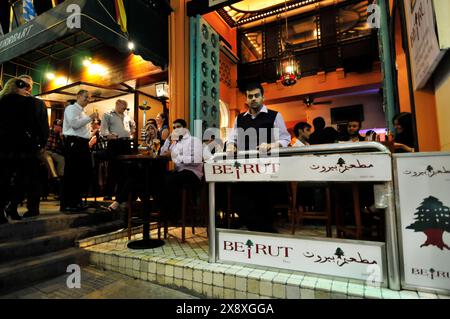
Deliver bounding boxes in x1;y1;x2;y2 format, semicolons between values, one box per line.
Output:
12;199;448;299
1;266;199;299
81;227;450;300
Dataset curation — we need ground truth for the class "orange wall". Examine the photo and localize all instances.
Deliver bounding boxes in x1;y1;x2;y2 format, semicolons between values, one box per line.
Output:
269;92;386;132
236;69;382;113
169;0;190;125
434;54;450;151
203;12;237;56
264;70;382;105
398;2;441;151
394;8;411;113
413;85;441;152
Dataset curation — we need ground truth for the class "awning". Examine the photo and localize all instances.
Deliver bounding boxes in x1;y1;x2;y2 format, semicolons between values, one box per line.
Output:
37;81;135;104
0;0;171;68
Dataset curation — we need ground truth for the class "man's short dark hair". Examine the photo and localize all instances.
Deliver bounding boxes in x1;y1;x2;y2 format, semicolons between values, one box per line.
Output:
293;122;312;138
312;117;326;130
347;120;362;129
77;90;89;97
245;83;264;96
173;119;187;128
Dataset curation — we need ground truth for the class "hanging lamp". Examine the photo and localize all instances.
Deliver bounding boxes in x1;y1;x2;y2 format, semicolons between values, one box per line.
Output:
278;0;300;87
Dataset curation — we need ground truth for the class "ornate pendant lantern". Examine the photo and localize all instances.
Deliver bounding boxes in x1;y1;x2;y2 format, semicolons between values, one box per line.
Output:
279;42;300;86
278;0;300;87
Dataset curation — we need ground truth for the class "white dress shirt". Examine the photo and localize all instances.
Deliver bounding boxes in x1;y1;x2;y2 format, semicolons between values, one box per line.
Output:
227;105;291;149
160;131;204;180
291;138;310;147
100;110;136;139
63;103;92;139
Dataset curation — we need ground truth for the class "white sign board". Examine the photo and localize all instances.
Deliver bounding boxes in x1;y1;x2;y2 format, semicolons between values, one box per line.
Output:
433;0;450;49
218;231;386;283
205;153;392;182
209;0;230;7
395;154;450;293
406;0;445;90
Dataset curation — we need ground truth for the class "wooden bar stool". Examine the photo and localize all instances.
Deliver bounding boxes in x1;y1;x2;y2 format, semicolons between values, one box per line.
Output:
127;193;166;241
334;183;363;239
292;183;333;237
179;180;208;243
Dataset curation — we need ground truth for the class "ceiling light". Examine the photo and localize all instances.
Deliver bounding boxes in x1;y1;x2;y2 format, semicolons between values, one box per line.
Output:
46;72;56;80
128;41;135;51
88;63;108;76
83;58;92;67
55;77;68;87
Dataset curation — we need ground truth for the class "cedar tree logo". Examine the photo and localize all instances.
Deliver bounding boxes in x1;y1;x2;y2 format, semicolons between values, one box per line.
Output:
407;196;450;250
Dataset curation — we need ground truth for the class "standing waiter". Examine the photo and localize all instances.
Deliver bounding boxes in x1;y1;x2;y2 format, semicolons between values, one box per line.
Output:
226;83;291;233
61;90;98;212
100;99;136;201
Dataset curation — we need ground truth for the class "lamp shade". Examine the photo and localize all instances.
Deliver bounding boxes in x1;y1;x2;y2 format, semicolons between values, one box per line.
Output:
278;45;300;86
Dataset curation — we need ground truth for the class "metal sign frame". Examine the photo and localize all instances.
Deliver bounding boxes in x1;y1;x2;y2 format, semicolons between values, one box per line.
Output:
207;143;401;290
215;228;389;287
393;152;450;295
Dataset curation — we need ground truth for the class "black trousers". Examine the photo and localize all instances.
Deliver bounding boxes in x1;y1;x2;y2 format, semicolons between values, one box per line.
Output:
104;139;132;197
232;182;278;233
162;170;200;223
61;136;92;208
0;155;41;213
9;156;42;213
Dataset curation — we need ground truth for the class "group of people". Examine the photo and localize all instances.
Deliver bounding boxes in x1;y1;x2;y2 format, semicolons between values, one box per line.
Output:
225;83;416;232
1;76;416;228
291;114;415;152
0;77;174;224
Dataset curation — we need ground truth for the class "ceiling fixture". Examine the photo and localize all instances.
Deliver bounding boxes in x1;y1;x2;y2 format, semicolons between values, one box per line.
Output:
82;58;92;67
128;41;135;51
46;72;56;80
302;96;332;108
278;0;300;87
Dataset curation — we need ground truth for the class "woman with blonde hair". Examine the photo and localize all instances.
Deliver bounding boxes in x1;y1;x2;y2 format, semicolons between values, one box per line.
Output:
0;77;39;223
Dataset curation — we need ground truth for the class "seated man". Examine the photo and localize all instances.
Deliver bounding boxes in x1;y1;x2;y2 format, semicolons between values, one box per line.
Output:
45;119;65;195
160;119;203;223
292;122;312;147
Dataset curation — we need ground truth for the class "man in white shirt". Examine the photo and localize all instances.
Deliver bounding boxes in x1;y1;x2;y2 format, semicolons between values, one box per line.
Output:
61;90;98;212
226;83;291;153
100;99;136;200
225;83;291;233
160;119;203;223
292;122;312;147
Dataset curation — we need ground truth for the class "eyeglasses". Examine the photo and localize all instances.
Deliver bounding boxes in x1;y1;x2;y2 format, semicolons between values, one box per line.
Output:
16;79;32;90
173;125;183;129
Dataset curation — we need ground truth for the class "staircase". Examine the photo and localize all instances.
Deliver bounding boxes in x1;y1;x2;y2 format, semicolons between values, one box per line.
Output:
0;210;124;294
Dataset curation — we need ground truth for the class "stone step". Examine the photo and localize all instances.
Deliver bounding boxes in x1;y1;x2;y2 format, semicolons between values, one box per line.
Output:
0;211;116;243
0;248;89;294
0;220;124;263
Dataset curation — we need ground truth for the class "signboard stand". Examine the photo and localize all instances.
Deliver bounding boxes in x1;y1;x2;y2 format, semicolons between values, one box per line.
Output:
394;153;450;295
206;143;401;290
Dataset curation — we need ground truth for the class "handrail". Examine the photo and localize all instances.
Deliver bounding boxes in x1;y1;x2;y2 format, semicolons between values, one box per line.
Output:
212;142;391;161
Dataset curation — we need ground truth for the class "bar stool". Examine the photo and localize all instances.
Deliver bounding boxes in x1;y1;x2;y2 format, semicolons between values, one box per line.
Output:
334;184;363;239
178;180;208;243
292;183;333;237
223;184;236;229
127;194;165;241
